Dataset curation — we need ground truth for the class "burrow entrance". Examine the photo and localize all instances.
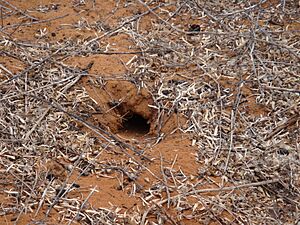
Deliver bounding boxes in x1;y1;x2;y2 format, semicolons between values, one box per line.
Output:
85;79;185;138
87;80;155;138
121;112;150;135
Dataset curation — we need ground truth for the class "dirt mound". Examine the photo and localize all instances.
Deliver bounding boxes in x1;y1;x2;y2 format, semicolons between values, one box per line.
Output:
84;80;154;136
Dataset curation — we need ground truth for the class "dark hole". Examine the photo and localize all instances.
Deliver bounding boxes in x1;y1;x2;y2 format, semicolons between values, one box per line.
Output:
188;24;201;32
122;113;150;135
72;183;80;188
55;188;68;198
46;173;55;181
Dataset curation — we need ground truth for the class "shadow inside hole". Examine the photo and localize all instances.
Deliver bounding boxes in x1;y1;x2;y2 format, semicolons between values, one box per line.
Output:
122;113;150;135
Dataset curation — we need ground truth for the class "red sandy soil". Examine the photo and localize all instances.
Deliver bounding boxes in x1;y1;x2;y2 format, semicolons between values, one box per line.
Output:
0;0;299;225
0;1;210;224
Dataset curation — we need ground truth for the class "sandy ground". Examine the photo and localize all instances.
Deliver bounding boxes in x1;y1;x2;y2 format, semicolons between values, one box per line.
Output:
0;0;299;224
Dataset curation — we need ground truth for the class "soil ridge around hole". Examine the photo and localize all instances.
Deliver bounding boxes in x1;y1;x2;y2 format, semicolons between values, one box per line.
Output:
84;80;156;136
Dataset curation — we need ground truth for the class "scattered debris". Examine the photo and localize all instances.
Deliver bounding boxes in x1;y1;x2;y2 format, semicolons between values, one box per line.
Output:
0;0;299;224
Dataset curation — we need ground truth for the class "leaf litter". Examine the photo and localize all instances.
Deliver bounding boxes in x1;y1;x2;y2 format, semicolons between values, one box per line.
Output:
0;0;299;224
